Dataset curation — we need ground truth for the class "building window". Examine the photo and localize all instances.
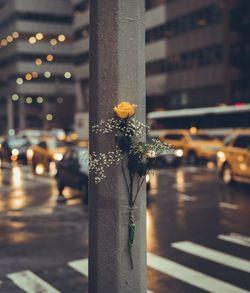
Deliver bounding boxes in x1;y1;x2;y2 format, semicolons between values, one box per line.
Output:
18;12;72;24
231;42;250;67
145;0;166;10
146;4;223;44
230;4;250;32
74;1;89;13
231;79;250;103
74;25;89;40
75;52;89;65
146;44;223;76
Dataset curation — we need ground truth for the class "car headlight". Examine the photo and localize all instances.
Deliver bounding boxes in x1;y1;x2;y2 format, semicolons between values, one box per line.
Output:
35;164;45;175
174;149;183;157
53;153;63;161
217;151;226;162
11;148;19;156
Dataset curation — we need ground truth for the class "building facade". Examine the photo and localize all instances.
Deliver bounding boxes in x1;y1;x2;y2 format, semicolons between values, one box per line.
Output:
0;0;75;134
1;0;249;134
71;0;89;139
71;0;250;117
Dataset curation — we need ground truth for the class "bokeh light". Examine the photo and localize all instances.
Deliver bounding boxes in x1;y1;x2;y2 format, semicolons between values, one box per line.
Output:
64;72;71;79
26;97;33;104
46;114;53;121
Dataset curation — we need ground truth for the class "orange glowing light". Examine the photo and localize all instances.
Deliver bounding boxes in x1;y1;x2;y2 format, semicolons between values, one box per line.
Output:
12;32;19;38
50;38;57;46
46;54;54;62
36;33;44;40
58;34;66;42
32;71;38;78
29;36;36;44
25;73;32;81
7;35;14;42
35;58;42;65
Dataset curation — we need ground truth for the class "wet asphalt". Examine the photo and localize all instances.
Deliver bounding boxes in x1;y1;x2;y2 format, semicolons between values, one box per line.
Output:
0;162;249;293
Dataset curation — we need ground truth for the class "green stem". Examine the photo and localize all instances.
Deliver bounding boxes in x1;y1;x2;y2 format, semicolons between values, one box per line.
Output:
121;159;130;195
129;171;134;206
132;174;146;206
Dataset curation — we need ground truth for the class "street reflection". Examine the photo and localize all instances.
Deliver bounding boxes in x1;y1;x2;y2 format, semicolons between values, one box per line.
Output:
4;232;35;245
175;170;190;229
149;172;158;196
0;164;59;213
175;169;185;193
147;208;158;251
0;165;3;186
8;189;28;210
12;165;22;188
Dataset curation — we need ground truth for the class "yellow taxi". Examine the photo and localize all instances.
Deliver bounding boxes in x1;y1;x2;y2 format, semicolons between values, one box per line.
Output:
28;137;75;175
160;129;223;164
217;130;250;185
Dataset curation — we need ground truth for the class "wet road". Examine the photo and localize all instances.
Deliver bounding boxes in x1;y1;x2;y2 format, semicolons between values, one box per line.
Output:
0;162;249;293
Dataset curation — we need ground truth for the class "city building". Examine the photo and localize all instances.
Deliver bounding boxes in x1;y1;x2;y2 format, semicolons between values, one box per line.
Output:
0;0;75;134
71;0;89;139
1;0;249;135
71;0;250;120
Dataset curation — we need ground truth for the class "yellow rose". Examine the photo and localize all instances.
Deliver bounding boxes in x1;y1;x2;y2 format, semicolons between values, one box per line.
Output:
113;102;136;119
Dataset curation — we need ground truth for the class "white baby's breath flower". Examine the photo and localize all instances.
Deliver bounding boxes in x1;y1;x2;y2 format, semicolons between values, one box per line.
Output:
89;146;122;183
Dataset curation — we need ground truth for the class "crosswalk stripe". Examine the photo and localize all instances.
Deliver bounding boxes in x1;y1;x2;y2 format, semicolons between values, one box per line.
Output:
219;202;238;210
68;259;88;276
7;270;60;293
68;259;154;293
179;194;196;201
218;233;250;248
171;241;250;273
147;252;249;293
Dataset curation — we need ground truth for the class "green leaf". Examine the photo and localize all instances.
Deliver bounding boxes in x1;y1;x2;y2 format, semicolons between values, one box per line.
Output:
137;162;148;177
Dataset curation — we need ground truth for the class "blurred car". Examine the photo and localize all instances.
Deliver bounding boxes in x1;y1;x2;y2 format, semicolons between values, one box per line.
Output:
18;129;48;145
49;128;66;140
148;149;183;167
0;135;30;164
147;136;183;167
56;147;88;204
160;129;222;164
30;137;75;175
56;147;151;205
217;130;250;185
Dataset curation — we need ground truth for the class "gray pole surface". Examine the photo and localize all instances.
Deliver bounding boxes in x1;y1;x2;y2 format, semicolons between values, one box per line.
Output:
89;0;146;292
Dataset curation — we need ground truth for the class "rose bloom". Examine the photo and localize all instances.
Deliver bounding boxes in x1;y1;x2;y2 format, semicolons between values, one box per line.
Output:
113;101;136;119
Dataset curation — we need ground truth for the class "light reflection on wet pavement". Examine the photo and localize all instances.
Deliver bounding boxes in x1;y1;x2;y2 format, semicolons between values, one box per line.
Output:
0;162;249;293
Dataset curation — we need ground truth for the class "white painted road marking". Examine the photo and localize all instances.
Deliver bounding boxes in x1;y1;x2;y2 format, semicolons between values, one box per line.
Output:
7;270;60;293
147;252;249;293
171;241;250;273
219;202;238;210
179;194;196;201
218;233;250;248
68;259;88;276
68;259;154;293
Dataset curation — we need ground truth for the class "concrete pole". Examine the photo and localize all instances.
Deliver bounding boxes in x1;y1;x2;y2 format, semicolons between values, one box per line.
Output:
7;97;14;132
89;0;146;292
18;96;25;130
